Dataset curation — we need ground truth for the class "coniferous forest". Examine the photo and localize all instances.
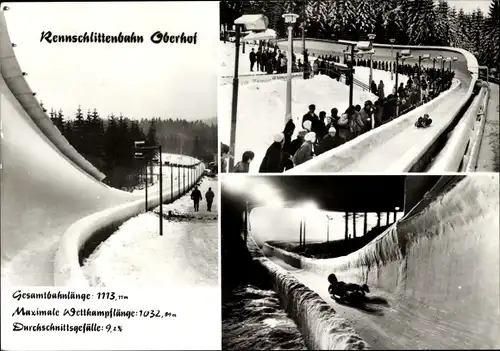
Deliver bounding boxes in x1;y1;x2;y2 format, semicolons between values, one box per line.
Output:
220;0;499;71
45;103;217;189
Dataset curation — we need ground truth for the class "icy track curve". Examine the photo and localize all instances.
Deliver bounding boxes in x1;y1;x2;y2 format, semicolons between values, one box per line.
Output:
278;39;478;173
260;175;499;349
0;9;201;286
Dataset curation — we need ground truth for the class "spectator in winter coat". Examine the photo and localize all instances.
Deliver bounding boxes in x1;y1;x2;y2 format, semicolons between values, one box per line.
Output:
371;80;378;95
234;151;255;173
349;106;365;139
330;108;340;127
289;130;307;157
336;110;351;142
259;133;284;173
191;186;202;212
317;127;343;155
302;104;318;126
359;101;374;132
220;143;230;173
283;119;296;154
374;100;384;127
378;80;385;99
249;48;256;72
205;187;215;212
312;111;327;140
293;132;316;166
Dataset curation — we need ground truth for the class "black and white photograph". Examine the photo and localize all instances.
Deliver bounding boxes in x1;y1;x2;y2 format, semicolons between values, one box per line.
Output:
1;2;219;289
219;0;499;173
221;173;499;350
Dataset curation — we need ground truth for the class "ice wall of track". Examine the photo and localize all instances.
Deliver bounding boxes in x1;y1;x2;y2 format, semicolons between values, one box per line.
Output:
248;238;369;350
265;175;500;346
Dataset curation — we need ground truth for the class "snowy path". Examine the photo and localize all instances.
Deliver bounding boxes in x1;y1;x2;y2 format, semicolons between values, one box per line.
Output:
476;83;499;172
82;177;218;287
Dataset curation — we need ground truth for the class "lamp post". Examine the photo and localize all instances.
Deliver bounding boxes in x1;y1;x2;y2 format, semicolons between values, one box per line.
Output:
134;141;163;236
368;34;376;89
230;15;269;172
229;23;241;173
326;214;331;243
301;3;307;79
282;13;299;125
393;206;400;222
389;38;395;80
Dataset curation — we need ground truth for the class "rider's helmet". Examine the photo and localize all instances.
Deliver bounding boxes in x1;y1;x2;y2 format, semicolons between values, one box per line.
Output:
328;273;338;285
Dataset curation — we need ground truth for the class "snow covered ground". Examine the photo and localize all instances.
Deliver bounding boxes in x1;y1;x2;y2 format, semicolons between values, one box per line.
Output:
352;66;408;96
220;40;409;172
82;177;218;287
220;74;376;173
220;41;267;77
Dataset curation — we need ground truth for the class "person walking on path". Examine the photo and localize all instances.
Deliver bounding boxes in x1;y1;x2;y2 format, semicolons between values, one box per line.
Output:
191;186;202;212
205;187;215;212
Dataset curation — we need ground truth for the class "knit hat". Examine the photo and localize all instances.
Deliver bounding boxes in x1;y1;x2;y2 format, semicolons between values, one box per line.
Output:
328;127;337;134
303;120;312;131
273;133;284;143
304;132;316;143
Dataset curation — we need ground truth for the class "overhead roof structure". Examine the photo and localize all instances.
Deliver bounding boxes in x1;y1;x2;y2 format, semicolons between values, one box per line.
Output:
223;176;410;213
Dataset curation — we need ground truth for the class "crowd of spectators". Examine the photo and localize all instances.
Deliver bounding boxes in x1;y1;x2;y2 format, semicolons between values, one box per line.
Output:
235;43;457;173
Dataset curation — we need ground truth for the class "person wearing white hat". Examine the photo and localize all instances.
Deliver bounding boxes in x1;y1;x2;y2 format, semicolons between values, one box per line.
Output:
259;132;285;173
293;132;316;166
317;126;343;155
302;119;312;132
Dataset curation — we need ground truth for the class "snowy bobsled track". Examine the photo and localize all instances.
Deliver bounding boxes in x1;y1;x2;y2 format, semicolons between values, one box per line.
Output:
279;39;477;173
0;9;203;286
259;175;499;349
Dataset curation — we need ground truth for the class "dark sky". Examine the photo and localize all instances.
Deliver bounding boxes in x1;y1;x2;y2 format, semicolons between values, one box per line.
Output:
259;175;406;212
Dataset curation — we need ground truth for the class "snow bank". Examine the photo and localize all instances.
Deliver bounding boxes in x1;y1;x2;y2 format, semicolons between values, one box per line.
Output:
265;175;500;346
82;179;218;287
54;160;205;287
247;238;369;350
0;12;105;182
219;74;378;173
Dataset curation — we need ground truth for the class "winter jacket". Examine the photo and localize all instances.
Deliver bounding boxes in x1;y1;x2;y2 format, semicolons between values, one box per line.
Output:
311;118;327;140
349;111;365;135
317;134;343;155
191;189;202;201
336;113;351;141
233;161;249;173
293;141;314;166
302;112;318;127
288;137;304;157
359;109;372;132
259;142;283;173
205;190;215;202
378;84;385;99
